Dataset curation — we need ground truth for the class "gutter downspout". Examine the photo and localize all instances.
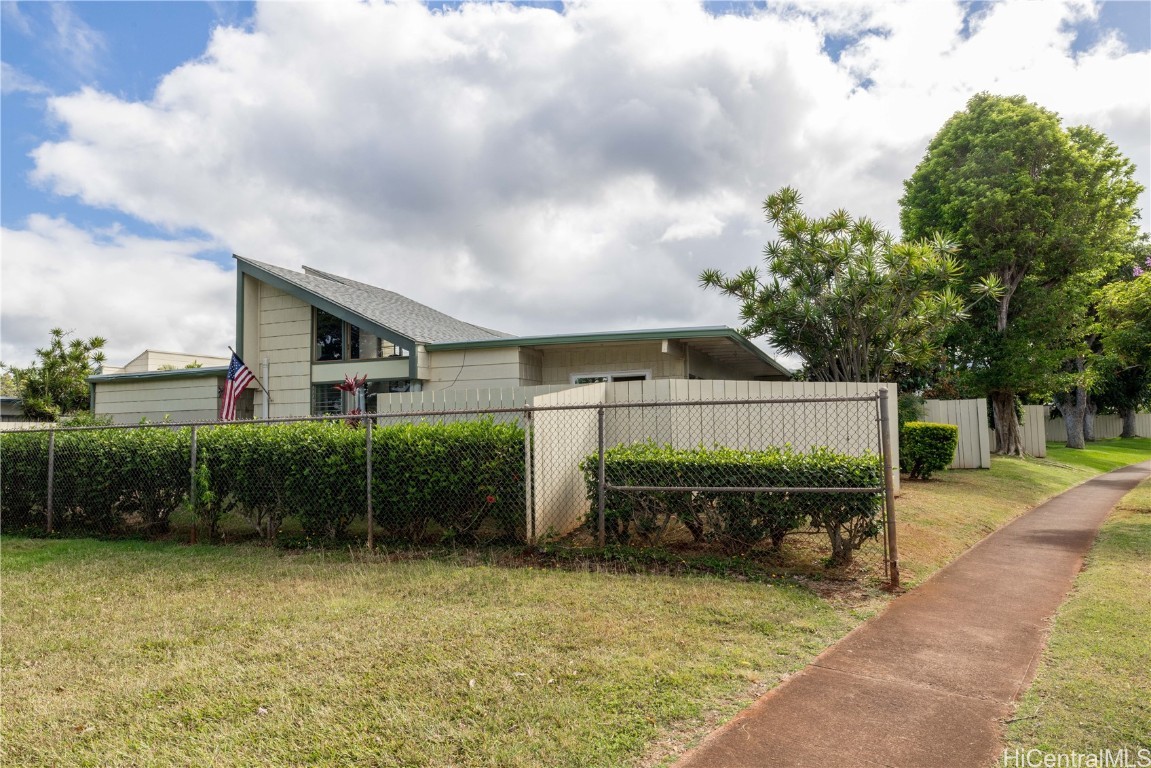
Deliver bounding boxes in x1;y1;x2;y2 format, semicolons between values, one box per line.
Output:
261;358;270;419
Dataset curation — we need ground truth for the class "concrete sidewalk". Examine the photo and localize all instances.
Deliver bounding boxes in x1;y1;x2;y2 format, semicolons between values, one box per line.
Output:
674;460;1151;768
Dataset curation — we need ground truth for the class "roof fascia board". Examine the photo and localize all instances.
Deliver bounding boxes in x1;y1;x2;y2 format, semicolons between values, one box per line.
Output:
89;367;229;383
235;257;417;352
425;327;727;350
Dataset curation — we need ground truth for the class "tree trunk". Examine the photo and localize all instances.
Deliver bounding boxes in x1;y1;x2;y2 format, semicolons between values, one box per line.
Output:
991;391;1025;456
1059;389;1086;450
1083;400;1098;442
1120;407;1137;438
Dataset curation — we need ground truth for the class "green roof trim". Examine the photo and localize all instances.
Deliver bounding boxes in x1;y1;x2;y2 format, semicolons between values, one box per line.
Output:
88;367;229;383
426;327;792;377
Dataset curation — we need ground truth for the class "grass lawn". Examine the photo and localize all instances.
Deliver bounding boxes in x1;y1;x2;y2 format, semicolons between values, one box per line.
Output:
1;437;1146;766
1002;478;1151;752
0;539;853;768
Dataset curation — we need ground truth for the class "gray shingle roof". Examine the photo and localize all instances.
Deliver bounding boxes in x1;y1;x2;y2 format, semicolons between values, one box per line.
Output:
236;257;513;344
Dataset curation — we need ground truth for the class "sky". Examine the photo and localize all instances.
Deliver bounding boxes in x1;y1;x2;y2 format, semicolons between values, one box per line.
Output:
2;0;1149;370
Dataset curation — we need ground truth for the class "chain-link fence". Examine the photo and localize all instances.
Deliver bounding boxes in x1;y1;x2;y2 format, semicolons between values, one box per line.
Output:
0;392;898;584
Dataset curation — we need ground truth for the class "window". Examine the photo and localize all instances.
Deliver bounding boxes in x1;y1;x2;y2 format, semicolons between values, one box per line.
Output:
348;325;387;360
315;309;343;361
311;383;343;415
571;370;651;385
315;309;410;362
311;379;411;416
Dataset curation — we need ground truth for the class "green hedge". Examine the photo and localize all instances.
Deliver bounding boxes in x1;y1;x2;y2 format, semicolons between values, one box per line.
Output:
0;419;525;543
0;427;189;535
581;443;883;564
901;421;958;480
0;431;50;533
372;419;524;543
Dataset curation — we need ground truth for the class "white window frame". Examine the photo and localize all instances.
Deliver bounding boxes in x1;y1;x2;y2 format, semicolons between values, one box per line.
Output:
569;369;652;385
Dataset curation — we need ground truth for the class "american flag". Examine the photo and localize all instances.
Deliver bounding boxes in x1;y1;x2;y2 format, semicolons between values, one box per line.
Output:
220;352;256;421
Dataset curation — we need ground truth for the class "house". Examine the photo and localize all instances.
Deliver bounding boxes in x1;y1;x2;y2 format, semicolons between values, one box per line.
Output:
89;255;790;423
99;350;229;375
1;396;25;422
89;350;232;424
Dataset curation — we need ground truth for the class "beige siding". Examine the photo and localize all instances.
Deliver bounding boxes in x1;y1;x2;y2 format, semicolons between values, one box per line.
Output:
94;378;221;424
255;282;312;418
519;348;543;386
312;359;410;384
426;347;525;391
541;342;685;383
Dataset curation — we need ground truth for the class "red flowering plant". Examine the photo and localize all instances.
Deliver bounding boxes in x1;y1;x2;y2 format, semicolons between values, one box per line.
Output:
333;373;368;426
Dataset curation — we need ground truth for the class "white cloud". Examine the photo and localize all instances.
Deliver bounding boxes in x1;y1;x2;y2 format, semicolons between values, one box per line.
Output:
1;2;33;37
0;217;233;367
1;61;50;96
48;2;107;78
4;0;1149;367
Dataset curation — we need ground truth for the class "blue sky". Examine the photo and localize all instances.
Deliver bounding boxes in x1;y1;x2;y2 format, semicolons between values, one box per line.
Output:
2;1;1149;367
3;2;254;262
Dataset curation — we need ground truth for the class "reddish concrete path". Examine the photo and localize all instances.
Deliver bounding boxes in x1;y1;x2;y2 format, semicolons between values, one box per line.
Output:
674;460;1151;768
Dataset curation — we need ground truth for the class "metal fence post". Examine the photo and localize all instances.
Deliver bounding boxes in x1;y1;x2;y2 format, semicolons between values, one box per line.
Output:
878;389;900;589
523;409;534;545
365;418;374;550
46;429;55;534
189;425;198;543
597;406;606;548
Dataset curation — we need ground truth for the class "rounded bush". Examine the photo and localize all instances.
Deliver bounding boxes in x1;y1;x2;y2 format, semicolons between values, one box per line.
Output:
900;421;958;480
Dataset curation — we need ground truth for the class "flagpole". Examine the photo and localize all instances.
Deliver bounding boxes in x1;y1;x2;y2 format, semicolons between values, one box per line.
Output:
228;346;272;400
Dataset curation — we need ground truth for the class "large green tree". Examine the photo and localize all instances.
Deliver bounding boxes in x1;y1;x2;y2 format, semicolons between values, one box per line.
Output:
700;186;999;383
6;328;107;420
900;93;1143;454
1095;265;1151;438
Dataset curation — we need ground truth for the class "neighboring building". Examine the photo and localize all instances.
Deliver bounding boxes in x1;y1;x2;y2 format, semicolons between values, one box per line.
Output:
99;350;229;375
1;396;25;422
90;349;234;425
90;255;790;423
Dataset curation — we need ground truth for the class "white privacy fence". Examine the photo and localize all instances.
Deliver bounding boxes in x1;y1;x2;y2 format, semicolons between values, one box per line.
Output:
921;400;1048;466
923;399;992;469
1044;409;1151;442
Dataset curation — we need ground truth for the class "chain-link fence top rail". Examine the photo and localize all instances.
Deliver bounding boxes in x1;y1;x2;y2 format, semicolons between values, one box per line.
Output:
1;394;894;577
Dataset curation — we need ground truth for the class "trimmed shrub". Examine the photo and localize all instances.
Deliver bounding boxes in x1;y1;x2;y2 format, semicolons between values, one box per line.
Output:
901;421;958;480
582;443;883;563
1;418;525;545
372;419;524;543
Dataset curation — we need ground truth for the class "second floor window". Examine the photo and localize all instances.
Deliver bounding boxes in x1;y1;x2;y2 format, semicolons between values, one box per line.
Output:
315;309;408;362
315;309;344;360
